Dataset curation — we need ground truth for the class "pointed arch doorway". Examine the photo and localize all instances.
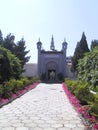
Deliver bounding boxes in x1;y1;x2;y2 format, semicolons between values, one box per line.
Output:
46;61;57;81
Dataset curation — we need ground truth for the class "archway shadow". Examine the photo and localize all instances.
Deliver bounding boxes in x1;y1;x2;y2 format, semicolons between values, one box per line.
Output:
41;79;63;84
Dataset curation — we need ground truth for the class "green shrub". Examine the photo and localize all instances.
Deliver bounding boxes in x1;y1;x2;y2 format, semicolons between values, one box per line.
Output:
13;80;23;92
1;77;36;98
20;77;31;87
0;84;3;97
64;78;78;94
65;78;73;87
8;79;17;91
93;85;98;93
65;78;98;119
90;95;98;119
2;82;13;98
74;82;93;105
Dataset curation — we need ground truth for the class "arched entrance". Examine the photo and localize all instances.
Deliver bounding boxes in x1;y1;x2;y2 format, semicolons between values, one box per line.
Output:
46;61;57;81
48;69;55;80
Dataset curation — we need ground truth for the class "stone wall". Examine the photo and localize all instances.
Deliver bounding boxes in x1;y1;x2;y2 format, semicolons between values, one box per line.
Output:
66;63;74;78
22;63;38;77
22;63;74;78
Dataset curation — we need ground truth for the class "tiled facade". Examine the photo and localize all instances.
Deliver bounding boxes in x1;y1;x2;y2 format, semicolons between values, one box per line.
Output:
37;36;68;81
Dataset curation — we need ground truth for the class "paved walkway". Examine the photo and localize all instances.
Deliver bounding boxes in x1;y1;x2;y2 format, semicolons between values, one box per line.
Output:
0;83;85;130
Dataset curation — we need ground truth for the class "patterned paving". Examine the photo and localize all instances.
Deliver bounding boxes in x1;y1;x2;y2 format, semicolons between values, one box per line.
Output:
0;83;86;130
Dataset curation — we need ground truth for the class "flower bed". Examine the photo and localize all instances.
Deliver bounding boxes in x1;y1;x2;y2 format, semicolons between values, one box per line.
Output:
0;83;39;107
62;83;98;130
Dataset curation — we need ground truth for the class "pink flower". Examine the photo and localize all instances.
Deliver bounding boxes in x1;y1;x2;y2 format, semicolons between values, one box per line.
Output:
1;98;9;103
12;94;17;98
62;83;98;129
92;124;98;130
90;116;96;123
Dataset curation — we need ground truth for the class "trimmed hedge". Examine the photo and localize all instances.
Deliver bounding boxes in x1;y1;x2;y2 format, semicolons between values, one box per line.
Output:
0;77;39;99
64;78;98;119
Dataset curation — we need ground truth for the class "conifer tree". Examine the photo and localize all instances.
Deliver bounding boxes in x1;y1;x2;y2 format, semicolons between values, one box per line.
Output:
15;38;30;70
0;30;3;45
2;33;30;71
91;40;98;50
71;32;89;73
3;33;16;53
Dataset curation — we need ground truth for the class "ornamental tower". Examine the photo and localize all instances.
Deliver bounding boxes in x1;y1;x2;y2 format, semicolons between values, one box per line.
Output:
50;35;55;50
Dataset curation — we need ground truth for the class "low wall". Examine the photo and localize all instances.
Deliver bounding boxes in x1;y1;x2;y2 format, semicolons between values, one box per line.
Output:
66;63;74;78
22;63;38;77
22;63;74;78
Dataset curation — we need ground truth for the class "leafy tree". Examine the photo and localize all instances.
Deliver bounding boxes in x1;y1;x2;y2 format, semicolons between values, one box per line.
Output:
91;40;98;50
71;32;89;73
0;46;22;83
78;46;98;87
15;38;30;70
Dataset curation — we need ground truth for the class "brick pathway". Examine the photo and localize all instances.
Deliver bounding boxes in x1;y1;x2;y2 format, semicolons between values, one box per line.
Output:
0;83;86;130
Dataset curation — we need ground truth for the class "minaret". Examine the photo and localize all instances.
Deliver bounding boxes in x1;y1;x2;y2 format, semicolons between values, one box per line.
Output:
50;35;55;50
62;38;67;51
62;38;68;77
37;38;42;50
37;38;42;77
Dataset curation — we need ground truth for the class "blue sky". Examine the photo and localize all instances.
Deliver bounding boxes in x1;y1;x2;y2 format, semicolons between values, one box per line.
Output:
0;0;98;63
